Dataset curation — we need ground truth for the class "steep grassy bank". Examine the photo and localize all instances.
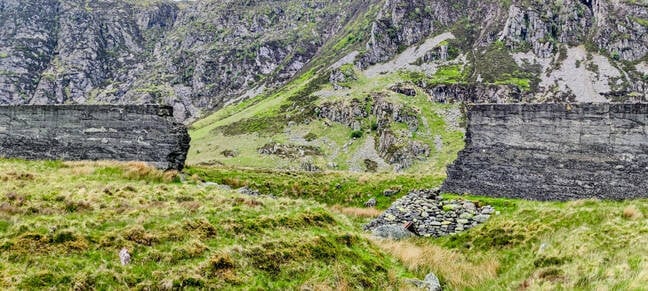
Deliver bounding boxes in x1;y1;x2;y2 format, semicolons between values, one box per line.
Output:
188;68;466;174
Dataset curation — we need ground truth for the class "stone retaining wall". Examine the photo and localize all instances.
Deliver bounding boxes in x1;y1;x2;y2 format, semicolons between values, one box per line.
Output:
0;105;190;170
441;103;648;200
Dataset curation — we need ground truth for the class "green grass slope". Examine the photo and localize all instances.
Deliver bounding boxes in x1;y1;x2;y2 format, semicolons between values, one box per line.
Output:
0;159;409;289
188;68;466;174
1;159;647;289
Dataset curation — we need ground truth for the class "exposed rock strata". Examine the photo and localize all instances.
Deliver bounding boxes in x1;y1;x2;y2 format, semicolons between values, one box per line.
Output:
0;105;190;170
442;103;648;200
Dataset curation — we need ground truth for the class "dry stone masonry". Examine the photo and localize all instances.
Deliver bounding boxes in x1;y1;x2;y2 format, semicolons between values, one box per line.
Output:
365;189;495;238
0;105;190;170
442;103;648;200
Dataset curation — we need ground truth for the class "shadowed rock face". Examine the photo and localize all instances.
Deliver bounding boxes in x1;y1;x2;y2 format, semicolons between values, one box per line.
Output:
442;103;648;200
0;105;190;170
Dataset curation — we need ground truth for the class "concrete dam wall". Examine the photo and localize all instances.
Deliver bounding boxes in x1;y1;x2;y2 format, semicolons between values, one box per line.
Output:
0;105;190;170
441;103;648;200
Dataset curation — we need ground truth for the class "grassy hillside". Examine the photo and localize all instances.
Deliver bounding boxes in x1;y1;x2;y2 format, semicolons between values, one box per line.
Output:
0;159;409;289
188;68;466;174
1;159;647;289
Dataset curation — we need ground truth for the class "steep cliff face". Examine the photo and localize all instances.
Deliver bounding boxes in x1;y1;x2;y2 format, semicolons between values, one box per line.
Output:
133;0;369;121
356;0;647;101
0;0;178;106
0;0;61;103
45;2;178;103
358;0;504;67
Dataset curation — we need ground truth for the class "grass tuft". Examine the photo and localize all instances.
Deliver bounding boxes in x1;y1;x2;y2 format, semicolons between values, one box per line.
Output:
622;205;644;220
373;238;499;289
331;205;382;218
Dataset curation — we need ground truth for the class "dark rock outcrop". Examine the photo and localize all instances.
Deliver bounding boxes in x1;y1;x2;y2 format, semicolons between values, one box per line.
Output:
316;95;427;171
442;103;648;200
0;105;190;170
317;98;368;130
425;83;532;104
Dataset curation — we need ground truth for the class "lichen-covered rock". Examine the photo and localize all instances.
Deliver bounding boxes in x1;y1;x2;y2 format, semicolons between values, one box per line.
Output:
371;224;414;240
317;98;368;128
377;130;430;172
316;94;428;171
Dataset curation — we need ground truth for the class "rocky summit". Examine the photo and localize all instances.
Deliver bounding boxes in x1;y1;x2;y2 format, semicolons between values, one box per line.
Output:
365;189;495;238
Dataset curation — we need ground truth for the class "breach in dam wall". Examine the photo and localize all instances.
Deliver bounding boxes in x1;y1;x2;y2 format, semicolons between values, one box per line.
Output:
0;105;190;170
441;103;648;200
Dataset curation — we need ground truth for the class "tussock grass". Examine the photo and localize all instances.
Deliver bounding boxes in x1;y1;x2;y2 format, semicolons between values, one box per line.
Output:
622;205;644;220
373;238;499;289
0;159;410;289
186;165;444;208
2;159;647;289
428;196;648;290
331;205;383;218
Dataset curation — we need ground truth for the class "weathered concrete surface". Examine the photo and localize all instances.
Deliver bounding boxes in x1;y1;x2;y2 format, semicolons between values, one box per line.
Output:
0;105;190;170
442;103;648;200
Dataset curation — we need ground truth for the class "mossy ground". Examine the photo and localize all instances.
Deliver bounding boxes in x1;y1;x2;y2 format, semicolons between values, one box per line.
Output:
1;159;648;289
185;166;445;209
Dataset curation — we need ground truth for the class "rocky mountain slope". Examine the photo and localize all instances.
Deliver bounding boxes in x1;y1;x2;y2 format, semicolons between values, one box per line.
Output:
2;0;648;172
0;0;370;121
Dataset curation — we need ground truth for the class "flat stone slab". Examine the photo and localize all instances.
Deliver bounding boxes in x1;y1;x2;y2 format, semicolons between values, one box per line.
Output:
0;105;190;170
441;103;648;200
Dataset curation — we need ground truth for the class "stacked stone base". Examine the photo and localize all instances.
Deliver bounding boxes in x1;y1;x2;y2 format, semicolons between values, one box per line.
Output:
365;189;494;238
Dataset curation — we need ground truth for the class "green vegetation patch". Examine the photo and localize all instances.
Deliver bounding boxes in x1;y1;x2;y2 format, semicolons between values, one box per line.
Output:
0;159;410;289
211;71;327;136
186;166;445;209
471;41;535;90
1;159;647;289
418;194;648;289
